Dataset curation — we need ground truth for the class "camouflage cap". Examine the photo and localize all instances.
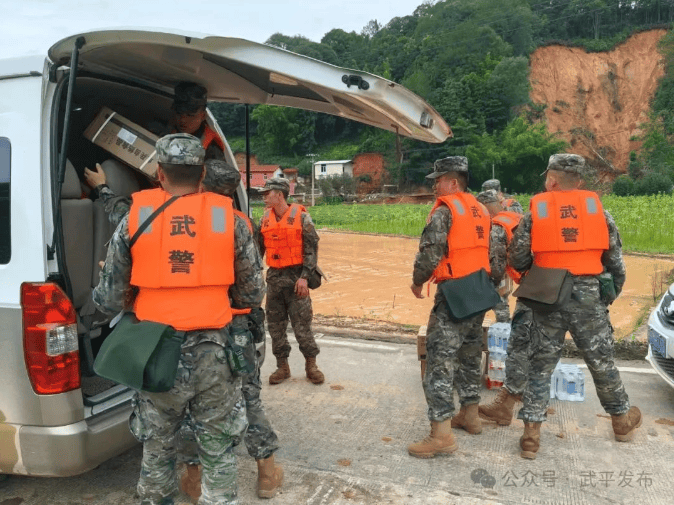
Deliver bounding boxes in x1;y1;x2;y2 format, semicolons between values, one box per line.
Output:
258;177;290;196
155;133;205;165
476;189;500;204
203;159;241;196
172;81;208;114
542;154;586;176
481;179;501;192
426;156;469;179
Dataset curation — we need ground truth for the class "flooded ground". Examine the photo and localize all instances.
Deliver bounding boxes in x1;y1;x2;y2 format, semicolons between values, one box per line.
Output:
309;231;674;341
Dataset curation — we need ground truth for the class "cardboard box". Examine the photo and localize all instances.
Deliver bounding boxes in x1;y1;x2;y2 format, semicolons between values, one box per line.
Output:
84;106;159;178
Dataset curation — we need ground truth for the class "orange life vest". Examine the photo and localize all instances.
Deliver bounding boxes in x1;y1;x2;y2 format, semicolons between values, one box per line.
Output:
260;204;306;269
502;198;516;210
128;188;235;331
202;124;225;152
530;190;609;275
492;211;523;283
430;193;491;282
234;208;253;233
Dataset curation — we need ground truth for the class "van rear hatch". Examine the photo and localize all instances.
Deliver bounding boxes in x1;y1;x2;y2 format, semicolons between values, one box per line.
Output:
48;29;451;143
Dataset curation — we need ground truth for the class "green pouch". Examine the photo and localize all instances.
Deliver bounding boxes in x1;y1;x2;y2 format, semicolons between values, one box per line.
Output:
438;269;501;321
94;313;185;392
598;272;617;305
225;325;256;377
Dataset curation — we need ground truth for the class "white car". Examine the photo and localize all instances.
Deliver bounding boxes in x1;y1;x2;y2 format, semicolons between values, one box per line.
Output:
0;28;450;477
647;285;674;387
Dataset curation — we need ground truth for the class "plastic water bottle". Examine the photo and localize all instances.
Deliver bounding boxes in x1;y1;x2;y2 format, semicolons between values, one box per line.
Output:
487;349;506;389
564;366;585;402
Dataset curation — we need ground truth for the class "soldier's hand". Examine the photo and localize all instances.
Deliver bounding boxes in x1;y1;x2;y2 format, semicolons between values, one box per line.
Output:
84;163;107;188
411;283;424;299
295;278;309;298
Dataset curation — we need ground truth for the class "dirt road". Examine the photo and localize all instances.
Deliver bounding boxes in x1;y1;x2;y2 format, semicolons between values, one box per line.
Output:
310;231;674;340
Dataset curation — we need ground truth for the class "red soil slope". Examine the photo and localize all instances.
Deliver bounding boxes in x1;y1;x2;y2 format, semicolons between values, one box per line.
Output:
529;30;667;176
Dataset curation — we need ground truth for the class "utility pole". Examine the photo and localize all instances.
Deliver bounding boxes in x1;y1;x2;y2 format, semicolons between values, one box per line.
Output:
306;153;318;206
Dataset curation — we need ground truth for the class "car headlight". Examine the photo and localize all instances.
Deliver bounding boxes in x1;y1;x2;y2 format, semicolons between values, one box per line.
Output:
660;291;674;322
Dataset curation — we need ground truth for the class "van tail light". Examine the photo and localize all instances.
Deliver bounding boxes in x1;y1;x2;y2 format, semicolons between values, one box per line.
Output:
21;282;80;394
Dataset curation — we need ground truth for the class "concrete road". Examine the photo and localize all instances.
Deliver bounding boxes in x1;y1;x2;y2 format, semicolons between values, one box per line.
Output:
1;333;673;505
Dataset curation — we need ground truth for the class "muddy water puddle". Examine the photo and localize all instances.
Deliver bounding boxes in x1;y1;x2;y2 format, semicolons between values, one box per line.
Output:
307;231;674;341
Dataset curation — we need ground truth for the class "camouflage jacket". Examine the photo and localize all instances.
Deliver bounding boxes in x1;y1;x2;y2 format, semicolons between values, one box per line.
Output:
412;203;506;287
92;210;265;347
508;209;626;294
99;186;131;227
503;197;524;214
256;209;319;288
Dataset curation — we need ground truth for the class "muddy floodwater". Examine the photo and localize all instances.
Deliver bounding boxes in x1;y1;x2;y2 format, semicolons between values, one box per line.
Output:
305;231;674;340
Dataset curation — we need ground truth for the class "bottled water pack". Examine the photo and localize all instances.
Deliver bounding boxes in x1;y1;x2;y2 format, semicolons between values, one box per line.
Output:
487;323;511;389
549;362;585;401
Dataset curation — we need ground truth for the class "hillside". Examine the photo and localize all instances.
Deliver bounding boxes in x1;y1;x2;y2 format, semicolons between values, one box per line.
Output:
530;30;667;176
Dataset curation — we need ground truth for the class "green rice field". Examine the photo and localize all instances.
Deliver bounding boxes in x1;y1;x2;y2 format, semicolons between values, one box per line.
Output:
252;194;674;254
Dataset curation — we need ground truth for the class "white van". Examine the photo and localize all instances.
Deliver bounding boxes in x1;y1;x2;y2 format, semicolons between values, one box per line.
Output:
0;28;450;477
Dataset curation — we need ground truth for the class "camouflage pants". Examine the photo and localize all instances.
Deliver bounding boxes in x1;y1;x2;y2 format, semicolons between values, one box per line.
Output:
266;283;319;359
423;290;486;422
518;277;630;423
130;342;247;505
503;301;533;397
178;320;279;462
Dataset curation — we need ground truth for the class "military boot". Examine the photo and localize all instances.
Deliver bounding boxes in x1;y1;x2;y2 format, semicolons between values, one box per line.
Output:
451;404;482;434
179;463;201;502
520;422;541;459
478;387;520;426
305;356;325;384
256;454;284;499
408;420;457;459
269;357;290;385
612;406;642;442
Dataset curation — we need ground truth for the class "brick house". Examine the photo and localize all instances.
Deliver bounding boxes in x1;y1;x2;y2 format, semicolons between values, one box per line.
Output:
234;152;295;194
352;152;387;194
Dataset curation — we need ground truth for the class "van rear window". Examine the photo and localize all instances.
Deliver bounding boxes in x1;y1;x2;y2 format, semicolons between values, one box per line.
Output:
0;138;10;264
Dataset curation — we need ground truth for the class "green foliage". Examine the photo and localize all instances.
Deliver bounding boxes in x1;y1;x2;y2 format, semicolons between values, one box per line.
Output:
633;171;673;195
465;117;567;192
612;175;635;196
316;174;357;203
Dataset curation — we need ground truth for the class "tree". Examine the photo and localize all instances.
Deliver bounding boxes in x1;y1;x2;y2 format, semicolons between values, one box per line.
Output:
250;105;316;156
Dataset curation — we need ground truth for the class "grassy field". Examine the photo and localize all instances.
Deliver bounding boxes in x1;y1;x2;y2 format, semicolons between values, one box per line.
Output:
252;194;674;254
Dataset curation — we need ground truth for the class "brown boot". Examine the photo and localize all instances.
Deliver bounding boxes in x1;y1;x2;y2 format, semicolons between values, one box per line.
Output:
478;388;520;426
256;454;284;499
269;357;290;385
612;406;642;442
520;422;541;459
179;463;201;502
451;404;482;434
305;356;325;384
408;420;457;459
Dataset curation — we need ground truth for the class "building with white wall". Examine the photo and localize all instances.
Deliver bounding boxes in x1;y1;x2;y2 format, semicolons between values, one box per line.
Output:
313;159;353;179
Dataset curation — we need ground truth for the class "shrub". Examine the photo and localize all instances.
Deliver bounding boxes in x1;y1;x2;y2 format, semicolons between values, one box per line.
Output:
633;172;673;196
612;175;635;196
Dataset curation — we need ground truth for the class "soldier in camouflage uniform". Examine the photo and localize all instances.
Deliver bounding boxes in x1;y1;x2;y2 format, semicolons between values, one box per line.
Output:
256;177;324;385
476;190;533;426
509;154;641;460
408;157;506;459
482;178;524;214
93;134;264;505
481;181;523;322
86;160;283;500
